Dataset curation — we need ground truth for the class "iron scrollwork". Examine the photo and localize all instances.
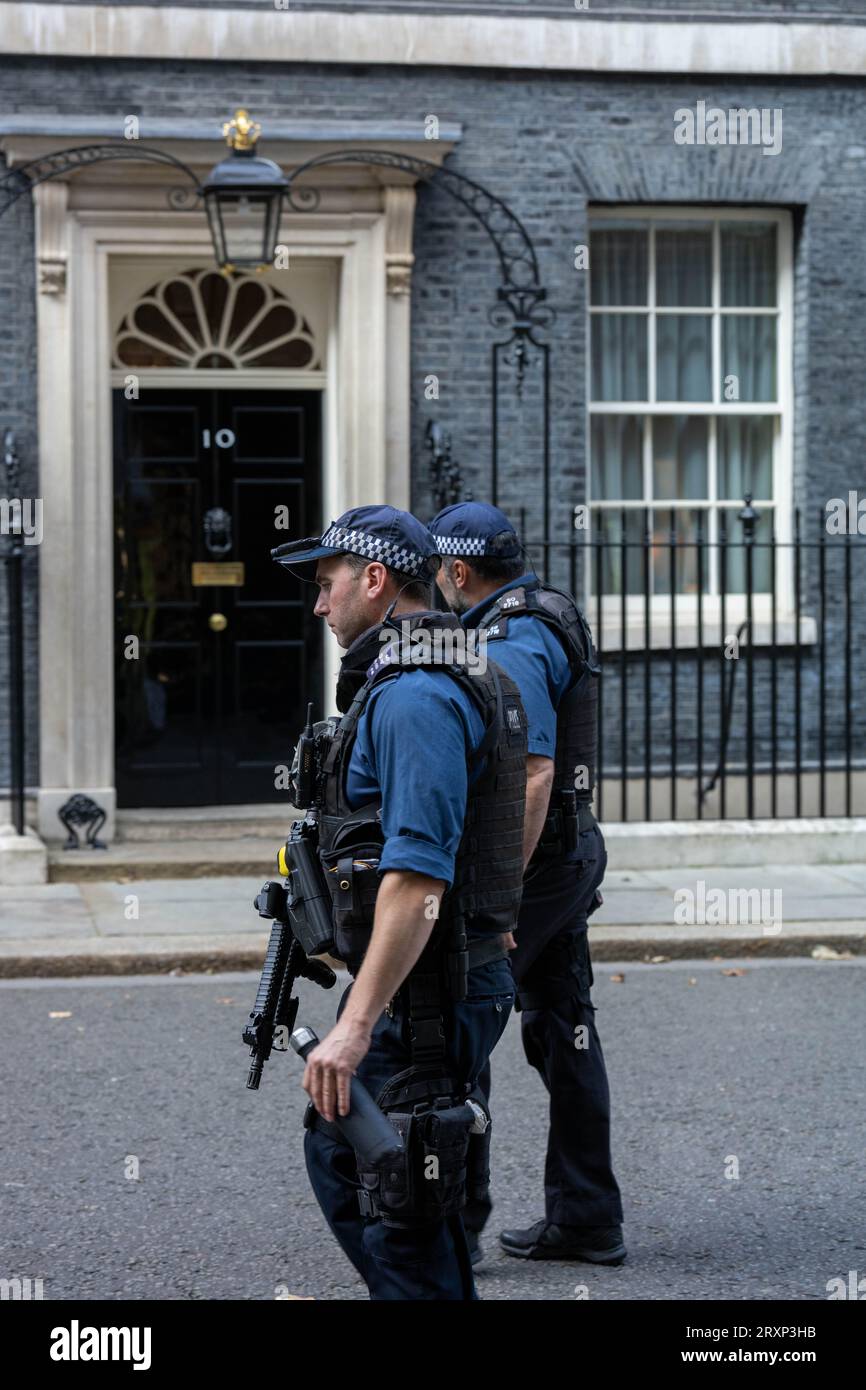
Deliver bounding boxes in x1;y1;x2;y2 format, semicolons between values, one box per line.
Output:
0;144;202;220
58;793;108;850
425;421;471;513
284;148;555;526
284;149;555;393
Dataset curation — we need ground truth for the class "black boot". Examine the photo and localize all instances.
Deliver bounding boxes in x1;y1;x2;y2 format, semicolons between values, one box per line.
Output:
499;1218;626;1265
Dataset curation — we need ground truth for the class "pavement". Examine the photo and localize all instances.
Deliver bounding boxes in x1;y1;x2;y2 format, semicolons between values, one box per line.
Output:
0;862;863;976
2;957;863;1299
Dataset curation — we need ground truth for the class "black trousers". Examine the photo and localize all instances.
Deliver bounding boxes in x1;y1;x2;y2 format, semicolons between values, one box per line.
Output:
304;959;514;1299
465;826;624;1232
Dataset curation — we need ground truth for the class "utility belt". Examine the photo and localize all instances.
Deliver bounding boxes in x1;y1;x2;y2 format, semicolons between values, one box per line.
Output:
383;931;509;1065
305;934;507;1228
531;789;597;862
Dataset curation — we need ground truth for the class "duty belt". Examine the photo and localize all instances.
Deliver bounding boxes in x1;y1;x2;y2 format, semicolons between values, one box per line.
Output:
396;934;511;1067
534;794;597;859
304;934;510;1143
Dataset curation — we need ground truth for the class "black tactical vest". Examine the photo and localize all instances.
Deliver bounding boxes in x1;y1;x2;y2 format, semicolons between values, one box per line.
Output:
473;580;600;804
316;610;527;968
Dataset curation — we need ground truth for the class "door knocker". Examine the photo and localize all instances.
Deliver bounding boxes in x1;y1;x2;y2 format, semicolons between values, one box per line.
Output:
204;507;232;556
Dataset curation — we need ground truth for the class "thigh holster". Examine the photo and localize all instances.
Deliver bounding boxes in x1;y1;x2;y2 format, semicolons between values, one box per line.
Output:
356;1100;476;1229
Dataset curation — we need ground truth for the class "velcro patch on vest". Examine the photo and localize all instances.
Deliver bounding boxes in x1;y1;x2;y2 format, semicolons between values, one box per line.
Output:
485;617;508;639
504;699;524;744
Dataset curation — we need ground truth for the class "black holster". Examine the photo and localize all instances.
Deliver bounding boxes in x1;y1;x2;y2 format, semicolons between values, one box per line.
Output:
282;820;336;957
530;792;596;864
356;1101;476;1228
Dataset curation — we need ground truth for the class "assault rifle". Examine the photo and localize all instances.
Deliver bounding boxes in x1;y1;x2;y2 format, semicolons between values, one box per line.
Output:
243;704;337;1089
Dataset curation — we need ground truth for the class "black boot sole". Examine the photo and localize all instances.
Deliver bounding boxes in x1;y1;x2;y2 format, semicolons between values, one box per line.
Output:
499;1239;627;1266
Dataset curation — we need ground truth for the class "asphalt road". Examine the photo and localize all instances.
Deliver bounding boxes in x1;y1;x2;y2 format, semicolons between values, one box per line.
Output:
1;958;863;1302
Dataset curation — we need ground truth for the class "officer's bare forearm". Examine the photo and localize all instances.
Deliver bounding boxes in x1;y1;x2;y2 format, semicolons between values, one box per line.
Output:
339;870;444;1031
523;754;555;868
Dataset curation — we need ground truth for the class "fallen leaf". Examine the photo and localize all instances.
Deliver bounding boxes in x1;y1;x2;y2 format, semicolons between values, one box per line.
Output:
49;1011;72;1019
811;945;854;961
610;972;625;984
722;968;747;977
215;998;235;1005
687;977;697;986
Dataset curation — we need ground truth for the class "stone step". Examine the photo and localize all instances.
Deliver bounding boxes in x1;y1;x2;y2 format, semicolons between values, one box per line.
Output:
48;837;281;883
115;805;295;843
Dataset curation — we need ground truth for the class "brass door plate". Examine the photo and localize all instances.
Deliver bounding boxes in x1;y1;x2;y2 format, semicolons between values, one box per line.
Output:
192;561;245;587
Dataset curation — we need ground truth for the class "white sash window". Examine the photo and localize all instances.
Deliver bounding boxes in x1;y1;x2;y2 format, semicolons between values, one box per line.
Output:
587;207;800;647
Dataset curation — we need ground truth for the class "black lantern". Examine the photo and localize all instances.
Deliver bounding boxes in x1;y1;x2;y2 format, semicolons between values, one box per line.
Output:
202;110;288;274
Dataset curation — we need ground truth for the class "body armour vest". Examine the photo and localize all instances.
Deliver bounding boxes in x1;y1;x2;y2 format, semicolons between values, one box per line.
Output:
316;609;527;968
474;580;600;805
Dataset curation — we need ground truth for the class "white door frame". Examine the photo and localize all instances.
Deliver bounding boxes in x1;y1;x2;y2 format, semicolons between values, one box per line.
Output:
35;201;401;839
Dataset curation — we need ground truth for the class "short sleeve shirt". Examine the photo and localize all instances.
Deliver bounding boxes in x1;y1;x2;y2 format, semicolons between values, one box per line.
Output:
462;574;572;758
344;667;486;887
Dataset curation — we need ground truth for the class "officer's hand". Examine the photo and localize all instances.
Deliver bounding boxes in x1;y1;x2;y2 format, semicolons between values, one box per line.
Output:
302;1020;372;1122
502;931;517;952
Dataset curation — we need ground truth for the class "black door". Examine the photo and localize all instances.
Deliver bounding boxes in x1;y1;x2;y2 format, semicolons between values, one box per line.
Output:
114;388;322;807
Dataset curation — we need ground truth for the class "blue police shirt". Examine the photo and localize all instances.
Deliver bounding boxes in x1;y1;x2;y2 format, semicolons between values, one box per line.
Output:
461;573;572;758
344;667;486;886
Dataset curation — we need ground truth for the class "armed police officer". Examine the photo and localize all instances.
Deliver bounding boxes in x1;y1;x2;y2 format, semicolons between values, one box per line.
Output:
272;505;527;1300
427;501;625;1267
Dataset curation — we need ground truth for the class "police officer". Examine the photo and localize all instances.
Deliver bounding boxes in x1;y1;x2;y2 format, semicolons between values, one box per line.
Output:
427;501;625;1266
272;504;527;1300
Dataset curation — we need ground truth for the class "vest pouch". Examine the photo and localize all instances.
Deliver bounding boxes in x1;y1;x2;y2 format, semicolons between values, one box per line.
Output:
416;1104;473;1221
357;1104;473;1228
320;823;382;963
357;1111;418;1227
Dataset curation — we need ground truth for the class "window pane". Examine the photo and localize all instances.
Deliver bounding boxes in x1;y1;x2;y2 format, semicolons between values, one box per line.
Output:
652;509;705;596
591;417;644;500
718;507;773;593
656;226;712;307
722;316;776;402
652;417;708;500
718;416;774;499
656;315;712;401
721;222;777;307
590;226;648;305
591;314;648;400
591;508;644;596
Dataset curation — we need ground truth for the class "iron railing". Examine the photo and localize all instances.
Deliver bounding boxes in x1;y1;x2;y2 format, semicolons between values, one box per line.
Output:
1;430;25;834
521;500;865;822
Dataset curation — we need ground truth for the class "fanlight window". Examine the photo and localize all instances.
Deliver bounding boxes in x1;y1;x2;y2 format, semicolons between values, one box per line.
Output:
113;267;320;370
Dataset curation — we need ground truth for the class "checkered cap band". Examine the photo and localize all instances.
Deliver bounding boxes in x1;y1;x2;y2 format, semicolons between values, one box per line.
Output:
434;535;487;556
322;523;426;577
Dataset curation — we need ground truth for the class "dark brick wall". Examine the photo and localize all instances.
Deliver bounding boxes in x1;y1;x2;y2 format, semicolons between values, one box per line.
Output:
2;55;865;801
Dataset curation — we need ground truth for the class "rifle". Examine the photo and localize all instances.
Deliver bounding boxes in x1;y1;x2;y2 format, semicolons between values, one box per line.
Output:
242;886;336;1090
242;703;337;1089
